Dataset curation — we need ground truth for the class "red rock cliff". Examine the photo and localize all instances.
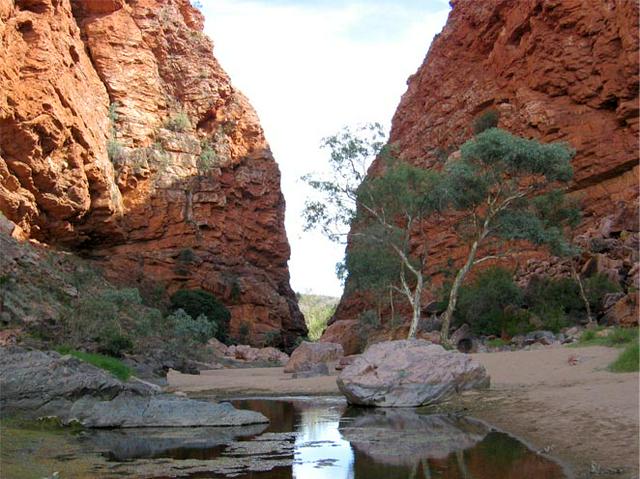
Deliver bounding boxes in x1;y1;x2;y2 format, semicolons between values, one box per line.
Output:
0;0;305;346
327;0;639;353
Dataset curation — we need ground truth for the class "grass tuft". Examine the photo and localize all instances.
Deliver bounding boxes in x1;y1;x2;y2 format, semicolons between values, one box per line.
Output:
609;343;639;373
55;346;131;381
574;327;638;348
486;338;508;348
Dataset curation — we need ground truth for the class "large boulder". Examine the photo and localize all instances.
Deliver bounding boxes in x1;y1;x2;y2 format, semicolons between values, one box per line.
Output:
284;341;343;373
0;347;267;427
319;320;361;355
337;340;489;407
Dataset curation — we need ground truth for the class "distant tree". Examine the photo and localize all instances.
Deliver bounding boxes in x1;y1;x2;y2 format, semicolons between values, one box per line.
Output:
438;128;577;344
303;124;444;338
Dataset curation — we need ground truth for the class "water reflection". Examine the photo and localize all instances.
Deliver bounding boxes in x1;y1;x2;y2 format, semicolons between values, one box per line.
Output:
83;423;268;461
82;397;567;479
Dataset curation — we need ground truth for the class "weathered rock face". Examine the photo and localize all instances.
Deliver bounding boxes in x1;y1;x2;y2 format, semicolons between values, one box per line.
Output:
337;340;489;407
0;347;268;427
0;0;305;346
329;0;639;345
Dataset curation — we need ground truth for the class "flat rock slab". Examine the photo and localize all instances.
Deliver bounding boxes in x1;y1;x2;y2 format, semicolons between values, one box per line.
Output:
337;339;489;407
67;395;267;428
0;347;267;427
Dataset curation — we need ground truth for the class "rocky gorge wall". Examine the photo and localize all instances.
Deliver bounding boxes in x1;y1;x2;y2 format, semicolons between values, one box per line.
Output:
326;0;639;353
0;0;305;346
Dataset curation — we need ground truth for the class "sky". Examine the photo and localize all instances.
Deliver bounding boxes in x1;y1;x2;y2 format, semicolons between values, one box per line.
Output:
198;0;451;297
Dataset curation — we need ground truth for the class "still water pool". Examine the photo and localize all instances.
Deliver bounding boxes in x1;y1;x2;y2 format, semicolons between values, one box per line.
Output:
1;396;569;478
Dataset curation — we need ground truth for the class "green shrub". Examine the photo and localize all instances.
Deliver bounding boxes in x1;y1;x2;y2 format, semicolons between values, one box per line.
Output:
64;287;152;350
177;248;198;264
263;330;281;348
609;342;639;373
107;138;124;162
456;267;524;336
170;289;230;342
197;141;217;173
56;347;132;381
539;305;568;333
98;329;133;357
486;338;508;348
169;309;216;344
525;274;620;325
164;112;191;132
472;110;499;135
584;273;621;310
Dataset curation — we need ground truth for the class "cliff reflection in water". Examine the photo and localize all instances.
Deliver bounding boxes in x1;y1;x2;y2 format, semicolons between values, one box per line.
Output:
228;398;567;479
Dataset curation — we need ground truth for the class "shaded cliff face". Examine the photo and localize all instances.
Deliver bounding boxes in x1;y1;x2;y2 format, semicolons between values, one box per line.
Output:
329;0;639;351
0;0;305;346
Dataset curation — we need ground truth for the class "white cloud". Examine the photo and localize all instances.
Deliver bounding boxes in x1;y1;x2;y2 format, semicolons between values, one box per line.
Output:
199;0;450;297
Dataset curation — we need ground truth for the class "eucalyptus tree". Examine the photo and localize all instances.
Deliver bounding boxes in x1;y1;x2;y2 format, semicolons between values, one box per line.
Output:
303;124;444;338
439;128;577;343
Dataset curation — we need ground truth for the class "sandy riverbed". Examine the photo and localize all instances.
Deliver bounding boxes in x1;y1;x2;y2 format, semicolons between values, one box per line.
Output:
168;345;639;478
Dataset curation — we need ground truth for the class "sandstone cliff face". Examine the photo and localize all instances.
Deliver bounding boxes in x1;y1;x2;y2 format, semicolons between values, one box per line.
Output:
328;0;639;352
0;0;305;346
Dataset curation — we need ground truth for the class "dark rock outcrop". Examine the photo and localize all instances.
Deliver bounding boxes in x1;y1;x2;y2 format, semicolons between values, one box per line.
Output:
0;347;267;427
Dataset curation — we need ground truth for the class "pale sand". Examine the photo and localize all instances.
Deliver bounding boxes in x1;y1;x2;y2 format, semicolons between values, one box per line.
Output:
168;345;639;478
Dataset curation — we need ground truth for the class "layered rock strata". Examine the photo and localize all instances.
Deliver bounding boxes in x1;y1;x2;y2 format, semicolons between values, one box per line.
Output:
0;0;305;346
328;0;639;350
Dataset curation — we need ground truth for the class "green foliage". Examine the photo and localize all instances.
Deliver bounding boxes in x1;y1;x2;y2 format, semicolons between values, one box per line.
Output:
609;342;639;373
164;112;191;132
55;346;132;381
577;327;638;348
298;294;338;341
64;287;145;351
108;102;119;124
458;128;574;182
302;123;443;337
455;267;525;336
168;309;216;344
177;248;197;264
584;274;621;309
302;123;386;242
97;328;133;357
525;273;619;326
107;138;124;163
472;109;499;135
197;141;217;173
169;289;230;342
342;237;401;295
262;330;281;348
486;338;508;348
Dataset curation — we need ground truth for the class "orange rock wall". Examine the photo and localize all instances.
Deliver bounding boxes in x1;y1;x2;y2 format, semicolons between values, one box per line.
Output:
329;0;639;350
0;0;305;346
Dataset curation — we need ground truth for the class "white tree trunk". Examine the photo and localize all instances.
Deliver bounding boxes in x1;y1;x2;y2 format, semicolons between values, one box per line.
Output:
407;274;423;339
440;239;480;345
